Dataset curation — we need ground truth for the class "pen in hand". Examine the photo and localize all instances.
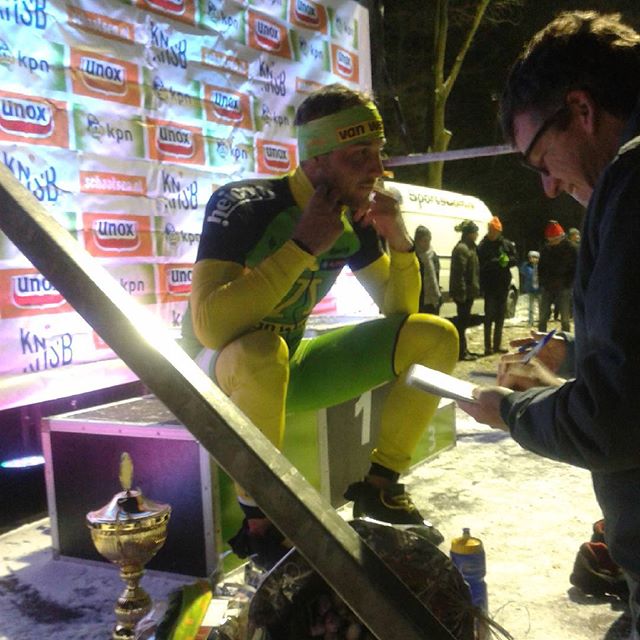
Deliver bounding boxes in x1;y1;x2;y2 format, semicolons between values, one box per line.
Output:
518;329;557;364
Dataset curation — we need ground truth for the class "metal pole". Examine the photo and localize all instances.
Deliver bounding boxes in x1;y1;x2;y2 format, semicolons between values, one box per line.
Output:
0;164;455;639
385;144;515;167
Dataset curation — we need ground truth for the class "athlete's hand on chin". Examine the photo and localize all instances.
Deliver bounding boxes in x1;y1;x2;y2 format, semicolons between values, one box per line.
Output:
292;183;344;256
353;191;412;252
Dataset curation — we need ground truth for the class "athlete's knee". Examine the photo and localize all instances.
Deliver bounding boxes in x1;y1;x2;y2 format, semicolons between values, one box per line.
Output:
216;330;290;392
396;313;459;372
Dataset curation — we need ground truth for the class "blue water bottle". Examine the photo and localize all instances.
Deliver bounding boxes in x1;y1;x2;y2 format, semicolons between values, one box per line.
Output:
450;527;488;614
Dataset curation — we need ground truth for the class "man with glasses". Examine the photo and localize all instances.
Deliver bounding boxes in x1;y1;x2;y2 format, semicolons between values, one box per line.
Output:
457;11;640;637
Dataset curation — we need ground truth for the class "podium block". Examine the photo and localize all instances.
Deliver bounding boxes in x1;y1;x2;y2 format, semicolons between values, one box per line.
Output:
42;389;455;576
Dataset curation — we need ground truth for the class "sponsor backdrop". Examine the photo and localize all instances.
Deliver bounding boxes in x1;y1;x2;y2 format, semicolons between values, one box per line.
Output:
0;0;372;397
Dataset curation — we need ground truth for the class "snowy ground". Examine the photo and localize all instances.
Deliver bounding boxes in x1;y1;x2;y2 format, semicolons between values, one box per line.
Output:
0;299;631;639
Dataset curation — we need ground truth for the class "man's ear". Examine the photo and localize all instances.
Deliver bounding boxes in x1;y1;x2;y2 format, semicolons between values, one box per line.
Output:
566;89;597;134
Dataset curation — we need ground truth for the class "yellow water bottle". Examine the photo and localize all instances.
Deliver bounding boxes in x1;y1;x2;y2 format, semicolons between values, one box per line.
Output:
450;527;488;614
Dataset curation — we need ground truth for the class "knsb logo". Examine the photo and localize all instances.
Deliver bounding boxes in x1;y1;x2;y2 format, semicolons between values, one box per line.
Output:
331;44;359;83
290;0;327;32
0;96;53;138
11;274;65;309
256;138;296;174
248;10;292;59
167;267;192;295
92;218;141;252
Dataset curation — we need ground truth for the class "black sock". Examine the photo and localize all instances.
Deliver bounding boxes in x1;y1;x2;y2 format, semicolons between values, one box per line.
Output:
367;463;400;484
238;502;266;520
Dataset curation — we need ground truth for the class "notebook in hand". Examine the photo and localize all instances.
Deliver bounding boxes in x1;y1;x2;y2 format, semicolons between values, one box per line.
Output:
407;364;479;403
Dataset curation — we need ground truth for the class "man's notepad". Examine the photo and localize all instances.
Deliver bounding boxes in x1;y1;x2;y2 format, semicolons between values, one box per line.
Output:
407;364;479;403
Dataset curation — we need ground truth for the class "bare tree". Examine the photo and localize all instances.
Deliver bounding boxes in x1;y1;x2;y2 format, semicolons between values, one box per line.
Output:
428;0;523;187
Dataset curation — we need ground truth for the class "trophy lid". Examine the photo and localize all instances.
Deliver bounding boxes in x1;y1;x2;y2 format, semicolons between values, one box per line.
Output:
86;452;171;526
87;489;171;525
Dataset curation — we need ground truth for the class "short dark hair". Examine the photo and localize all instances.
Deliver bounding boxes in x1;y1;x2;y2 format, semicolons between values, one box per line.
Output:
500;11;640;145
294;83;374;126
414;226;431;240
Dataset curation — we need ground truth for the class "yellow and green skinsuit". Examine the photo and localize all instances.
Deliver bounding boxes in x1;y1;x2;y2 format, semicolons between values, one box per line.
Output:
184;167;458;477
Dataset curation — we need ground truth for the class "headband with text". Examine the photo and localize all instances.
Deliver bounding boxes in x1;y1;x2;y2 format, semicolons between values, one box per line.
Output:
297;102;385;161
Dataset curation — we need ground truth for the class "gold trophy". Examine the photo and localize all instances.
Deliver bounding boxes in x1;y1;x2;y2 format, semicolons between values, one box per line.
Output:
87;453;171;640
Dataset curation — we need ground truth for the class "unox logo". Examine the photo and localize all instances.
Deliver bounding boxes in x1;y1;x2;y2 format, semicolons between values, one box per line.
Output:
92;218;140;251
145;0;185;16
167;267;192;295
262;142;292;172
0;97;52;138
157;124;194;158
294;0;321;28
79;56;127;95
255;17;284;52
11;274;64;309
211;90;243;122
336;48;354;77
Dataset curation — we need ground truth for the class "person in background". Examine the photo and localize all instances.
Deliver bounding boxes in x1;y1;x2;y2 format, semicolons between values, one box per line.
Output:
457;11;640;637
477;216;518;355
519;250;540;327
450;220;480;361
414;225;442;314
538;220;577;332
568;227;581;246
182;83;459;569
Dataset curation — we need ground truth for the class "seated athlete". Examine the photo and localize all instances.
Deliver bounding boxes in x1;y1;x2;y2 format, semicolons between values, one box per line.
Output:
182;83;459;569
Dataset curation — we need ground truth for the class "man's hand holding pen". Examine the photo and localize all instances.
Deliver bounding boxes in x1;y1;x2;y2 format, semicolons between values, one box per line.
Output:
458;329;568;429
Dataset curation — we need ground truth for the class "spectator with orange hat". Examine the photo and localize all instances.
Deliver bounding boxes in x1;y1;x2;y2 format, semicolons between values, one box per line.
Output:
538;220;577;332
477;216;518;355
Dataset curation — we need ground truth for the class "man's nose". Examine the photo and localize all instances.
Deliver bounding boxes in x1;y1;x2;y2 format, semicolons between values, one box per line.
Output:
541;174;562;199
370;152;385;176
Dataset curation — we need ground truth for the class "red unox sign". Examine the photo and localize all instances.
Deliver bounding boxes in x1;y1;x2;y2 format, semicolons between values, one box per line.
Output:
70;48;141;106
0;91;69;148
247;9;293;59
289;0;328;33
0;269;72;318
204;85;253;130
331;44;359;84
11;273;65;309
136;0;196;25
146;117;205;165
157;264;192;303
255;138;297;175
82;213;154;257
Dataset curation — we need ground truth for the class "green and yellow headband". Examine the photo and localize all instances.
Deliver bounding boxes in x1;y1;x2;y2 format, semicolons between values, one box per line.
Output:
297;102;385;161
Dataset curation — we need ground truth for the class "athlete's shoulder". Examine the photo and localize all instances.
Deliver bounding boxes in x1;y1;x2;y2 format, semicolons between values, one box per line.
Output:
205;176;293;226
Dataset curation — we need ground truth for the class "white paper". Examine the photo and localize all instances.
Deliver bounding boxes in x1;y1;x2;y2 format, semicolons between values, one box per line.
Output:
407;364;479;403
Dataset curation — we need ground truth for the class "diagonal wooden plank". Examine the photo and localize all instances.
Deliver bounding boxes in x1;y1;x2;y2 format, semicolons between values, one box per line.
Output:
0;164;455;640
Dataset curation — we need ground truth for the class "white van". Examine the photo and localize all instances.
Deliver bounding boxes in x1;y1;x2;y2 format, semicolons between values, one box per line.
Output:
312;181;519;318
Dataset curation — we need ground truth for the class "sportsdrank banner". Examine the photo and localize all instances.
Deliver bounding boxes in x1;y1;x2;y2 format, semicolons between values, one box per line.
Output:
0;0;372;390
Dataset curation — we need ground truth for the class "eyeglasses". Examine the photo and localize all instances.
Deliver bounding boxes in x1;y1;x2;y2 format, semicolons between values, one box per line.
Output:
520;106;568;175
